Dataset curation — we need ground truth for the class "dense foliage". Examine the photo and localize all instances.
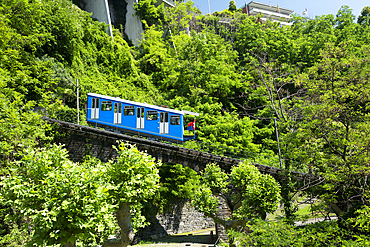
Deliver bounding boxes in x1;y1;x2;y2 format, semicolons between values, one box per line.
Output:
0;143;160;246
0;0;370;245
229;218;370;246
1;146;115;246
192;162;281;225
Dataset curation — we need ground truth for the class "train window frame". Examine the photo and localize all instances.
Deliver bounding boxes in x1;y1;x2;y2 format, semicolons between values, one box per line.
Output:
147;111;158;120
124;106;135;116
101;101;112;111
170;115;180;125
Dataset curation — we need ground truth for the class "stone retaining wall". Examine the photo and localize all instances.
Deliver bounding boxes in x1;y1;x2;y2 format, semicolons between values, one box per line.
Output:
138;200;214;240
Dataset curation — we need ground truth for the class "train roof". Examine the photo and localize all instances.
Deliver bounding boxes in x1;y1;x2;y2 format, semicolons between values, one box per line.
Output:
88;93;199;116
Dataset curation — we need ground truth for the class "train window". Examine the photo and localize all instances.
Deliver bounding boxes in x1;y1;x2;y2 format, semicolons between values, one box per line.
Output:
147;111;158;120
101;101;112;111
170;115;180;125
124;106;135;115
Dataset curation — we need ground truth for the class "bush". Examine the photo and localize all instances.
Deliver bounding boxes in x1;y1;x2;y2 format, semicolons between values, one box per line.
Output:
228;219;370;247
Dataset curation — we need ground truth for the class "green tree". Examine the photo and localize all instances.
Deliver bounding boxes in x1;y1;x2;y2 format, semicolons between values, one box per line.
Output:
0;84;51;172
335;5;355;29
151;163;200;213
134;0;163;28
235;16;299;66
0;0;67;103
102;143;161;247
228;1;237;12
334;6;357;43
0;143;161;247
357;6;370;25
136;26;176;88
160;1;200;35
0;145;115;246
192;162;281;242
0;83;51;245
168;31;241;105
195;105;262;153
235;48;303;221
295;42;370;218
289;14;337;68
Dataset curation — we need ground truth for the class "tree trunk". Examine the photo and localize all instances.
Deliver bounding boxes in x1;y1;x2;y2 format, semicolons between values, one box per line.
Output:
64;242;76;247
102;202;134;247
328;202;345;218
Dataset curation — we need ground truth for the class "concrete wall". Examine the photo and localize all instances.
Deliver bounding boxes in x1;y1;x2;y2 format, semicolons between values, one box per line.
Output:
125;0;143;46
84;0;114;38
81;0;178;46
83;0;142;45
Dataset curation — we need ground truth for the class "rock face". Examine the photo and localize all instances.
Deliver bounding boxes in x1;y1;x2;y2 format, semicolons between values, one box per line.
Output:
139;200;215;240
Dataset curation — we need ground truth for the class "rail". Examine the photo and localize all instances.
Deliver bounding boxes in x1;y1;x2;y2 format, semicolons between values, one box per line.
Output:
45;118;309;179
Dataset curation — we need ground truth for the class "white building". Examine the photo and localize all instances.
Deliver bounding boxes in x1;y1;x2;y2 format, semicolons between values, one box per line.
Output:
243;1;293;26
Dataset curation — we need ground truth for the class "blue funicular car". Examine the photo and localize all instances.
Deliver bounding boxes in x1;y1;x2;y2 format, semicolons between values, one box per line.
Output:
87;93;199;143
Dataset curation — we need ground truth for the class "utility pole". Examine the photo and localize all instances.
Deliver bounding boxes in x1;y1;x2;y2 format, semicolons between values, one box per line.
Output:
77;78;79;124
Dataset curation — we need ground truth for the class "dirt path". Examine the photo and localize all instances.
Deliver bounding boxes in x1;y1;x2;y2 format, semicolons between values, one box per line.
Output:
132;228;218;247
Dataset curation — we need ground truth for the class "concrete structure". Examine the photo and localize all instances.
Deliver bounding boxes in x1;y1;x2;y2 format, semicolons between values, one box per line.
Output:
243;1;294;26
84;0;114;38
124;0;143;46
80;0;176;46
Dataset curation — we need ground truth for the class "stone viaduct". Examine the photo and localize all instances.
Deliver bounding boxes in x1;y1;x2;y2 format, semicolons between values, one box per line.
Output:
49;119;310;241
50;119;305;177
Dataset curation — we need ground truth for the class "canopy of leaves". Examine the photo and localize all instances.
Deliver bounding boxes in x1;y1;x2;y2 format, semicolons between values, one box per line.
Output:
0;143;161;246
192;162;281;227
357;6;370;25
151;163;200;213
228;1;237;12
294;42;370;217
106;143;161;204
0;145;115;246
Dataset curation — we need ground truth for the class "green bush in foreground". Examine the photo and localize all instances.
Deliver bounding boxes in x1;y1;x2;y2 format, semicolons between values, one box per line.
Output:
229;219;370;247
0;143;161;247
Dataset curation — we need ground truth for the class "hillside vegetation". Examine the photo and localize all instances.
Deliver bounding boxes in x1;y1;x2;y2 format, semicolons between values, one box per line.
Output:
1;0;370;246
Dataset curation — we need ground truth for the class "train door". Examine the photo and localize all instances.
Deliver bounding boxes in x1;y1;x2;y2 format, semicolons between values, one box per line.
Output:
114;103;122;124
136;107;145;129
91;98;99;119
160;112;169;134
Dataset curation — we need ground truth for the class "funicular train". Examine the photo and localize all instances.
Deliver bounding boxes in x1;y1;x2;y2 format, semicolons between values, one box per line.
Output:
86;93;199;143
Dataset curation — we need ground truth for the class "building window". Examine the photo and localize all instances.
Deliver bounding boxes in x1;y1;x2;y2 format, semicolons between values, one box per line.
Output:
101;101;112;111
170;115;180;125
147;111;158;120
124;106;135;115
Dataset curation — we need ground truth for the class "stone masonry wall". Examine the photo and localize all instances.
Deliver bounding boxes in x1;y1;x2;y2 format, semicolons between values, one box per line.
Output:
138;200;214;240
215;196;232;241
